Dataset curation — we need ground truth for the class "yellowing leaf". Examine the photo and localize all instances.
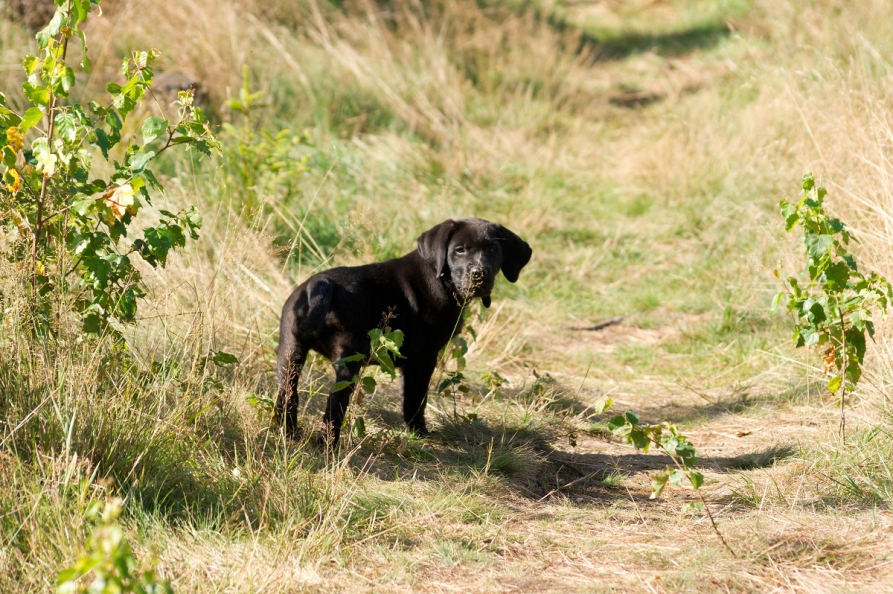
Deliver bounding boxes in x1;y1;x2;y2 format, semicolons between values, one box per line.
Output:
6;126;24;152
32;137;56;177
102;183;135;219
5;169;21;194
827;375;843;394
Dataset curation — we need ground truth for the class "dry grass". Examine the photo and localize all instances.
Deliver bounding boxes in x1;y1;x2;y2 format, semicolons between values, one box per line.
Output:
7;0;893;591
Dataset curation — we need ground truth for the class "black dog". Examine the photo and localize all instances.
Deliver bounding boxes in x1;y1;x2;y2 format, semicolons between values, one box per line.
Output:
276;218;532;445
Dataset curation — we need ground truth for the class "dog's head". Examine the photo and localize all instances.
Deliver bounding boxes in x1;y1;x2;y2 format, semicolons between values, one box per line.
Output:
417;218;532;307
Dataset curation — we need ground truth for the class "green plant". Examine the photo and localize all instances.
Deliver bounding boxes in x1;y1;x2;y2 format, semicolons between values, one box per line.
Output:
220;65;310;217
607;405;734;556
0;0;219;337
774;172;893;438
56;498;172;594
333;321;405;437
436;331;472;399
436;303;484;412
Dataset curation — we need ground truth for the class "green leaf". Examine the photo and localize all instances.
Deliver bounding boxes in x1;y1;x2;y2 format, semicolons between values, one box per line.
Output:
807;300;826;325
624;410;640;425
134;226;179;267
354;416;366;437
377;355;397;378
846;328;867;363
22;82;51;107
661;434;680;456
55;112;77;142
36;9;63;48
650;470;670;499
668;469;686;487
76;30;92;72
770;291;784;316
129;150;155;174
333;378;356;391
607;415;627;434
23;54;39;75
183;206;202;233
82;312;103;334
824;261;850;292
93;129;111;158
19;107;43;133
689;471;704;489
0;106;21;128
210;351;239;365
592;397;613;415
361;376;377;394
629;428;650;451
827;375;842;394
806;234;835;261
118;286;138;321
802;172;815;191
56;567;81;585
60;66;76;93
335;353;365;366
106;111;123;131
802;328;819;347
71;0;91;24
845;361;862;385
141;116;168;145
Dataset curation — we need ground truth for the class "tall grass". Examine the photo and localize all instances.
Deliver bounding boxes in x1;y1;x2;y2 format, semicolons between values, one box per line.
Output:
7;0;893;589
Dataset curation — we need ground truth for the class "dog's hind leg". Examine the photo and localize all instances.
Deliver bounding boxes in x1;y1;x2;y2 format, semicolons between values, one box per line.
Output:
276;346;307;436
277;291;310;436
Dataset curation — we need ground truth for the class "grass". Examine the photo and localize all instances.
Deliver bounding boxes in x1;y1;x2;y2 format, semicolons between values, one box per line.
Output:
6;0;893;590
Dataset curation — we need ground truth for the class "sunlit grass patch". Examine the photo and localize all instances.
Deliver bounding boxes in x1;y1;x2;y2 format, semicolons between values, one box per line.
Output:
7;0;893;590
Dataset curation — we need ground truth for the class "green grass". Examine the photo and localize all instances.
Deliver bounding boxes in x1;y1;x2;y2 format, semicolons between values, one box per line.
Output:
6;0;893;590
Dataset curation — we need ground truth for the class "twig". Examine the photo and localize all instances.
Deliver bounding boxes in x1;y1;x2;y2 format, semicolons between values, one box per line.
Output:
663;448;736;558
567;316;624;332
838;307;847;442
537;470;602;502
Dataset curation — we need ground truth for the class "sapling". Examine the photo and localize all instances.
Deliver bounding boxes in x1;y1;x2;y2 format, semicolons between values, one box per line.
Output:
774;172;893;439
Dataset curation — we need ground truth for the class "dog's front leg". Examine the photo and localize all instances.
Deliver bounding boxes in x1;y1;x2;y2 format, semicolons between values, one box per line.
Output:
321;360;362;447
402;354;438;435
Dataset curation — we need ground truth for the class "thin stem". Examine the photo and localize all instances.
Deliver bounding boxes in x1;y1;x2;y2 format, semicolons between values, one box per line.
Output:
661;441;736;558
839;308;848;442
693;483;735;558
32;20;72;277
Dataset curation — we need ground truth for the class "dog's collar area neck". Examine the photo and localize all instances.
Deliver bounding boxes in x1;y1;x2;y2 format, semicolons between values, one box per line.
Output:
438;273;469;308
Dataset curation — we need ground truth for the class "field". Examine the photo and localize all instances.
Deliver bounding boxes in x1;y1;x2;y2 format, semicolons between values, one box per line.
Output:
4;0;893;591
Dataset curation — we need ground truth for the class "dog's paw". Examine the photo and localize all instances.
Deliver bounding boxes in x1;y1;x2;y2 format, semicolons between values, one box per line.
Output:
407;423;430;437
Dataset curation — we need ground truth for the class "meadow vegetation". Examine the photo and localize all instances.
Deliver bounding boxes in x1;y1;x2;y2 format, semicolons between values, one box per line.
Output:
4;0;893;591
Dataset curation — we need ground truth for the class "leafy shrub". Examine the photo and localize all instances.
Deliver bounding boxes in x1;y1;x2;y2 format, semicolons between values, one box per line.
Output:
56;498;172;594
0;0;219;338
774;172;893;436
220;66;310;218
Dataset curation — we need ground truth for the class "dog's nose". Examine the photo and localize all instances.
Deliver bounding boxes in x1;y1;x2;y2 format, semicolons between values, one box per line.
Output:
470;266;484;281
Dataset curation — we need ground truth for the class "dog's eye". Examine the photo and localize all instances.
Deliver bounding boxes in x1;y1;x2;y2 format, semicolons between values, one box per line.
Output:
486;244;496;253
455;246;466;254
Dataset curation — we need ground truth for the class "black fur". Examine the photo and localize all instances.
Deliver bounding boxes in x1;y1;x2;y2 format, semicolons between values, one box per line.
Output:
276;218;532;446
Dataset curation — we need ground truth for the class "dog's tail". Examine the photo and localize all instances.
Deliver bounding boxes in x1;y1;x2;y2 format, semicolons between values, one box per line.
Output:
298;277;334;334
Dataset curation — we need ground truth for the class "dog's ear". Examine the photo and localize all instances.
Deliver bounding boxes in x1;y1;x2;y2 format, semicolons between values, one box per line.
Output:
417;219;457;277
496;225;532;283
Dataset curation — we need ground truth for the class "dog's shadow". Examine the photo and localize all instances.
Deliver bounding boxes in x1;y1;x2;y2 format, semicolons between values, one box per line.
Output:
331;392;797;503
